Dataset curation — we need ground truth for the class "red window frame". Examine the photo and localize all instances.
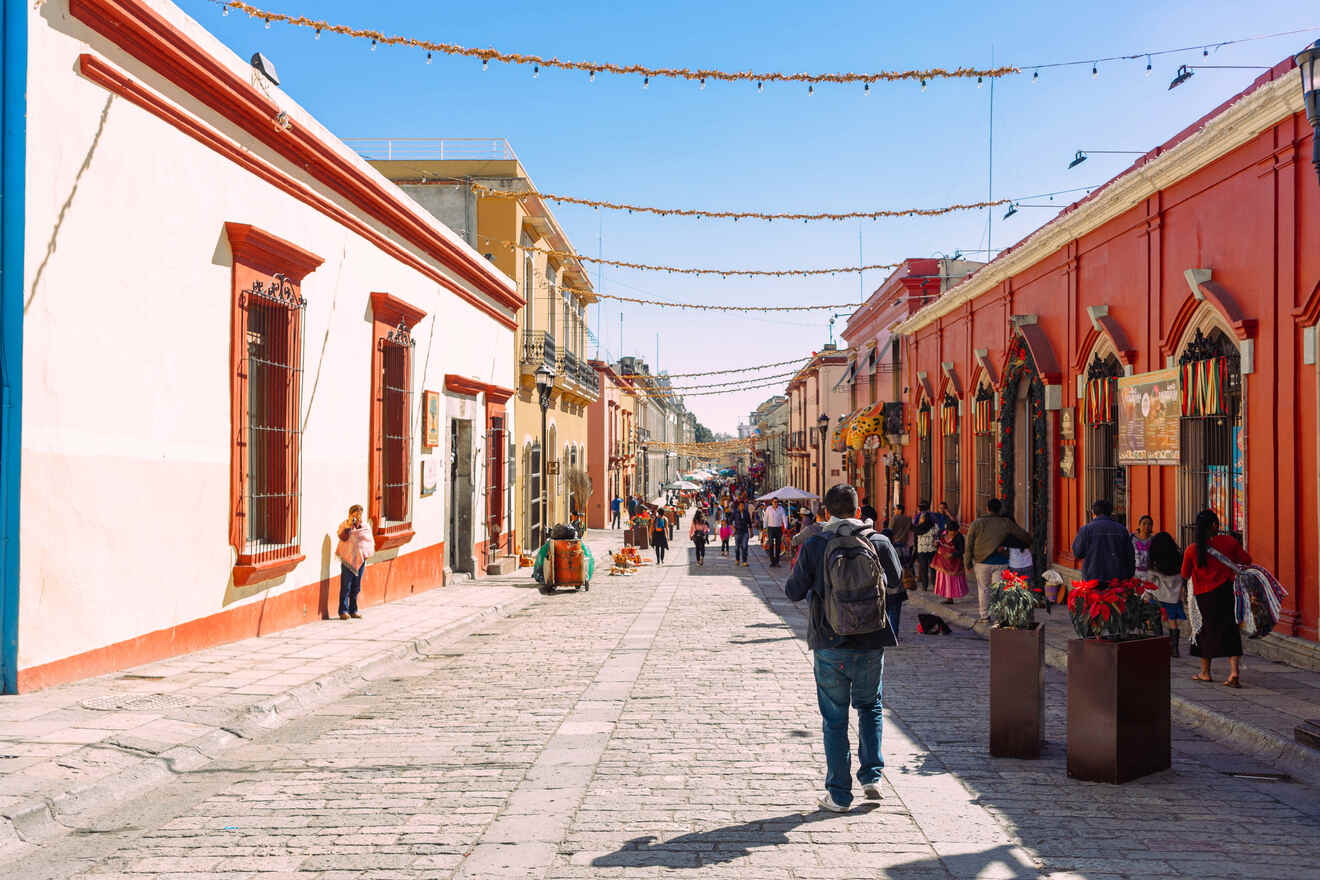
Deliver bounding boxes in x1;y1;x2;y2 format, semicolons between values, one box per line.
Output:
369;292;427;552
226;223;324;586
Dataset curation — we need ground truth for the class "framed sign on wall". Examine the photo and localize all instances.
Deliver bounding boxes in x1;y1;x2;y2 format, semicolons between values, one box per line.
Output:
423;391;440;448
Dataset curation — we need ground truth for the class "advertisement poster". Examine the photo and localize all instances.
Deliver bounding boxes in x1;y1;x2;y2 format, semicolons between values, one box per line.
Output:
1209;465;1230;527
1117;368;1181;465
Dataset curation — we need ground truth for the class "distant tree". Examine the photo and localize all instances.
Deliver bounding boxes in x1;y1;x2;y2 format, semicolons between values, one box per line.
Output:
694;423;715;443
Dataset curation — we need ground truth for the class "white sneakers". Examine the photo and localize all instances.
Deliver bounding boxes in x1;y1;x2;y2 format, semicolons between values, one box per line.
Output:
817;793;850;813
862;781;883;800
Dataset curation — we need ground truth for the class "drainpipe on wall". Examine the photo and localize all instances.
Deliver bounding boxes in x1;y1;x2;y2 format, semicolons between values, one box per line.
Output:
0;0;27;693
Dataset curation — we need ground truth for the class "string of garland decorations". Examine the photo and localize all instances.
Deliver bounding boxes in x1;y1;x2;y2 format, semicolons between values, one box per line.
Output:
471;182;1012;222
484;239;903;278
583;289;861;312
217;0;1016;87
621;356;807;378
638;369;800;391
638;376;796;398
217;3;1320;91
643;438;759;451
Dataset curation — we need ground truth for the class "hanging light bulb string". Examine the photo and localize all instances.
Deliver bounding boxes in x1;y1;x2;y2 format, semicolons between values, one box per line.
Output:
214;3;1317;90
621;356;808;378
585;290;868;312
647;369;801;391
483;238;903;277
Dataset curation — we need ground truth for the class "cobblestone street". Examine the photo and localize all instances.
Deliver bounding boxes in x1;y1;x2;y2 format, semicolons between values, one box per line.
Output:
8;532;1320;879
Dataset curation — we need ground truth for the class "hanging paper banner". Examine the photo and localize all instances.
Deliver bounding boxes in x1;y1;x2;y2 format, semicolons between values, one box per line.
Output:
1180;357;1228;417
941;403;958;436
973;397;995;435
1083;377;1114;425
1117;368;1181;465
917;407;932;438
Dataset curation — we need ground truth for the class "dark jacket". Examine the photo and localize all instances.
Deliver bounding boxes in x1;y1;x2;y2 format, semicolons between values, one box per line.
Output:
731;508;753;535
1071;515;1137;582
785;519;902;651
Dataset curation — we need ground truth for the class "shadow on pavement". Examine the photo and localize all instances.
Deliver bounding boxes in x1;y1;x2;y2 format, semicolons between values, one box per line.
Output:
589;805;878;869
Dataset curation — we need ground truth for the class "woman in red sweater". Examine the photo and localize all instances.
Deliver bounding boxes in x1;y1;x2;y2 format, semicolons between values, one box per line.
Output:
1181;509;1250;687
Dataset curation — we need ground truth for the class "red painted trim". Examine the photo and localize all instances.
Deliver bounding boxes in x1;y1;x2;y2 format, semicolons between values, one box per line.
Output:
369;291;427;327
1012;324;1063;385
373;523;415;552
75;54;518;331
233;554;305;587
69;0;520;314
1074;315;1138;371
1159;283;1257;358
444;374;515;402
16;541;446;693
1293;280;1320;326
225;223;324;280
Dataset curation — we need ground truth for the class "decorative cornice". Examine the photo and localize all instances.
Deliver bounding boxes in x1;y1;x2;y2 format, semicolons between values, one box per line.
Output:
895;70;1299;335
370;291;427;327
70;0;519;312
445;374;515;403
224;222;324;281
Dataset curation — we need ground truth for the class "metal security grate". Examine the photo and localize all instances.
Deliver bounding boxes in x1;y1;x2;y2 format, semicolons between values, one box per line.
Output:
942;396;960;514
1178;329;1242;546
241;275;306;564
917;402;933;507
380;326;414;525
1084;356;1126;524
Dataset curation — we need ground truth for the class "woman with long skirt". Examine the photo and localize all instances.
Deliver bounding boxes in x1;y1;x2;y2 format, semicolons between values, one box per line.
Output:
932;521;970;605
1181;509;1250;688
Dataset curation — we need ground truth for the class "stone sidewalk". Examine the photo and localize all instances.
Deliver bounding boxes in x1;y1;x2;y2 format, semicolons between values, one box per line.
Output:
0;529;628;863
904;581;1320;784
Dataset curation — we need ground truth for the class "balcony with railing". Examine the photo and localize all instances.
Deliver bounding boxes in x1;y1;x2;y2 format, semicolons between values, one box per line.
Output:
345;138;519;162
557;350;600;402
520;331;557;376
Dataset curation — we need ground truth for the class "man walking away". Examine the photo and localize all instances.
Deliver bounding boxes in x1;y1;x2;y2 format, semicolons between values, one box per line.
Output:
732;501;753;567
785;484;902;813
610;494;622;530
888;503;914;579
627;494;638;525
1072;499;1136;582
764;498;789;567
964;498;1031;622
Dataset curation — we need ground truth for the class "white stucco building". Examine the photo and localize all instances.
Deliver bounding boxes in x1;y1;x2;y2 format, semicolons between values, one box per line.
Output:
0;0;521;691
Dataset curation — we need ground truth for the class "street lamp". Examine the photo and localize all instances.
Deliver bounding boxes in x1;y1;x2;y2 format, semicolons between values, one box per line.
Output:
535;365;554;544
1067;149;1143;170
1297;40;1320;185
817;412;830;501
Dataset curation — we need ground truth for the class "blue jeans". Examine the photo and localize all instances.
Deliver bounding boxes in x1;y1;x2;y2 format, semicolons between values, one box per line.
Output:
886;596;904;634
339;562;364;615
734;531;750;563
813;648;885;808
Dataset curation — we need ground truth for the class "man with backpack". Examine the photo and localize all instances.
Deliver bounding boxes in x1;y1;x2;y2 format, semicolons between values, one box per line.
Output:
784;483;903;813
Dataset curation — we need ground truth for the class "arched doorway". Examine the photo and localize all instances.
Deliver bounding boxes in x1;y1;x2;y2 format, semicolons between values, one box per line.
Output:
1177;326;1243;546
1082;351;1126;523
998;334;1050;579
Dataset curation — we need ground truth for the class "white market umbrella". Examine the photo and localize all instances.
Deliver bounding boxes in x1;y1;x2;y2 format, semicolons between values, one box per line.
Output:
756;486;820;502
669;480;702;490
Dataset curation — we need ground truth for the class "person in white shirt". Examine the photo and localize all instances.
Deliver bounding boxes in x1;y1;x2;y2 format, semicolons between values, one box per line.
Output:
764;498;789;567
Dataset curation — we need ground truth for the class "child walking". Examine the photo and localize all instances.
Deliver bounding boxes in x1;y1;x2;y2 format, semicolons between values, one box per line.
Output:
719;518;732;556
1147;531;1188;657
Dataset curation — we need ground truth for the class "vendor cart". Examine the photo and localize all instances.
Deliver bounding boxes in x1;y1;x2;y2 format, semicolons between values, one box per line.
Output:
537;539;593;595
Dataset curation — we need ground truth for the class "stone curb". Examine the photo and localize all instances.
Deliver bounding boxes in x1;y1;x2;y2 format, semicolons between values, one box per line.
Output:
0;590;537;863
906;592;1320;786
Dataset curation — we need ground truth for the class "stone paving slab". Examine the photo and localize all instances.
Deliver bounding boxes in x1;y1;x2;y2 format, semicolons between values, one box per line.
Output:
904;584;1320;784
0;560;558;863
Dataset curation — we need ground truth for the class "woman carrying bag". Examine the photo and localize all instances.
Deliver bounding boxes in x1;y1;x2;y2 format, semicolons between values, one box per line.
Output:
689;511;710;566
1181;510;1249;688
651;512;670;565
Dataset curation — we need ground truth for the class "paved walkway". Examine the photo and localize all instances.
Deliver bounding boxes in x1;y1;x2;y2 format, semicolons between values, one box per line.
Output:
903;578;1320;784
1;513;1316;877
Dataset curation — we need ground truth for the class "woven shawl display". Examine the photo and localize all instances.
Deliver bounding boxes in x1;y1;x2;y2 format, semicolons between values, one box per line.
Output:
973;396;995;434
1083;377;1114;425
1180;356;1228;416
941;403;958;436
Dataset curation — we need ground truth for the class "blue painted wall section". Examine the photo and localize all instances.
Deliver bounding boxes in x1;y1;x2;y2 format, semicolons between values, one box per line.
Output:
0;0;27;693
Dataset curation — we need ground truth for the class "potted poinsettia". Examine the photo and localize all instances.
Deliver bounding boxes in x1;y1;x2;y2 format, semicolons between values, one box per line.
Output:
988;571;1045;759
1065;578;1170;784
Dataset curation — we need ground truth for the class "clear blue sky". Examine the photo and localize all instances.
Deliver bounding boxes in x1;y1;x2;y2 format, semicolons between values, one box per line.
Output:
182;0;1315;434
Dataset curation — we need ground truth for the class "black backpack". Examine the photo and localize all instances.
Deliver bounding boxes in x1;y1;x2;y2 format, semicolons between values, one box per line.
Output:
821;524;889;636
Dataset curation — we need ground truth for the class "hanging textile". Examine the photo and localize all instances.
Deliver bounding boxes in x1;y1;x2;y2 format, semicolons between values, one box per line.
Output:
917;406;932;438
941;402;958;436
1083;377;1114;425
1180;357;1228;417
973;396;994;434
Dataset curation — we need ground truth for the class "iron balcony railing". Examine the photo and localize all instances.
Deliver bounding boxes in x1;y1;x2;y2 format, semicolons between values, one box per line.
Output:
344;137;518;162
521;331;556;371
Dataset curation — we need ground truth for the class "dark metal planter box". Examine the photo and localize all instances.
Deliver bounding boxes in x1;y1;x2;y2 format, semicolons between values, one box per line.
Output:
634;523;650;549
1066;636;1171;784
990;624;1045;759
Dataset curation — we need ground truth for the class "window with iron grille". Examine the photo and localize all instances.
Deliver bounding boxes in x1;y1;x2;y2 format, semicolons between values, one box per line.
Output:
1083;353;1126;525
973;386;996;516
941;395;960;516
225;223;323;587
486;417;505;554
1177;328;1243;547
917;400;933;506
523;442;542;551
368;293;425;551
243;281;305;557
379;330;413;524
